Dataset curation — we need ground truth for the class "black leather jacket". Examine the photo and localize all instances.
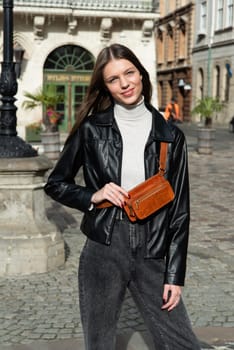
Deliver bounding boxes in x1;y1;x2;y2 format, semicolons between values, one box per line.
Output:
44;104;190;286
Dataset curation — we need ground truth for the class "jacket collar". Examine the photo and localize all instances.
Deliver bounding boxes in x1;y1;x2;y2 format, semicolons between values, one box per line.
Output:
94;103;174;143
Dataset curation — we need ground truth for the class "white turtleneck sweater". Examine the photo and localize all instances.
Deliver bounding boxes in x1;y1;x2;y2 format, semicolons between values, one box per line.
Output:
114;98;152;190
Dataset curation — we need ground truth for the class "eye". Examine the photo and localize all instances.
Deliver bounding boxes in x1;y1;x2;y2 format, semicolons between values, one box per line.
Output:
126;70;135;75
106;77;118;84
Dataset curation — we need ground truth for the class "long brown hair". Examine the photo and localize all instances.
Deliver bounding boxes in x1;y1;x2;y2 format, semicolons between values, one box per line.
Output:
71;43;152;134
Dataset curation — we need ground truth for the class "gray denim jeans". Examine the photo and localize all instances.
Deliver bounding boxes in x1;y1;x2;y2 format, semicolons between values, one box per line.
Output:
78;212;201;350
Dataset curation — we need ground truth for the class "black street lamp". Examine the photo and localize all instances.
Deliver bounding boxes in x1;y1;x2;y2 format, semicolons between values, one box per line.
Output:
0;0;37;157
14;43;25;78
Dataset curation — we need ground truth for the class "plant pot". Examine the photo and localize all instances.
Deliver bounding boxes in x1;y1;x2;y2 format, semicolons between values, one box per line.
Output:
26;126;41;143
197;128;216;155
41;131;60;161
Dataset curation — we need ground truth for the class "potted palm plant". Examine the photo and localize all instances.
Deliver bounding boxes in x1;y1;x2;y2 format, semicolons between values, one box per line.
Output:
191;96;224;154
22;85;64;161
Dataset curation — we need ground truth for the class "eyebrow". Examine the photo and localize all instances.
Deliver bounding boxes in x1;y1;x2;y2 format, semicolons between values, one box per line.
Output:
104;65;136;81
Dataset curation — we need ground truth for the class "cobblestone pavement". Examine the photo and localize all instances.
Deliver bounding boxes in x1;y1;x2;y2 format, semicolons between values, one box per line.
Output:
0;124;233;350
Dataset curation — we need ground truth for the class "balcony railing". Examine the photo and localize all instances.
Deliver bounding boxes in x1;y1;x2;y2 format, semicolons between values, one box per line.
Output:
0;0;159;13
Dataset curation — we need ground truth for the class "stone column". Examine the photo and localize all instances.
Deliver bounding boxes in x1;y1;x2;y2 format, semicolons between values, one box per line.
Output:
0;155;65;276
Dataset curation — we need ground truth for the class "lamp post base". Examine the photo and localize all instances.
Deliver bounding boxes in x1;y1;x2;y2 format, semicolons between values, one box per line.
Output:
0;155;65;276
0;135;38;158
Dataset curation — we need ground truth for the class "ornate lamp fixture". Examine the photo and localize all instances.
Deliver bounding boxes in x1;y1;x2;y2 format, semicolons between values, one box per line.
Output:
0;0;37;157
178;79;191;91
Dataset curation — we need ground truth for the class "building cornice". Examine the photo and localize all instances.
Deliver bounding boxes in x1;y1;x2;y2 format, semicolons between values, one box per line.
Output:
0;6;159;21
193;38;234;54
2;0;159;12
155;2;193;25
157;65;192;74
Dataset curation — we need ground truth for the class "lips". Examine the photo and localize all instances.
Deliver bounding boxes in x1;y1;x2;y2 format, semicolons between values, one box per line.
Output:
122;88;134;97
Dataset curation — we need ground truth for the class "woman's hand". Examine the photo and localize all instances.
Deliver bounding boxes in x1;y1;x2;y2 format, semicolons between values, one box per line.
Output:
161;284;182;312
91;182;129;208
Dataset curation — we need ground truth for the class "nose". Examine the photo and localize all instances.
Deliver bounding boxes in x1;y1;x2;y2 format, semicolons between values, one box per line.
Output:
119;76;129;89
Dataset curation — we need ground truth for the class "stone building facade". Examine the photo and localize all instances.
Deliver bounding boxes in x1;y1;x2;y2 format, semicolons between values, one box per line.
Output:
0;0;159;140
155;1;194;122
192;0;234;124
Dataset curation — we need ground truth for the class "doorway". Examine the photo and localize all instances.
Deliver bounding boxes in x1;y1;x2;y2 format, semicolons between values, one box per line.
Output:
44;45;95;133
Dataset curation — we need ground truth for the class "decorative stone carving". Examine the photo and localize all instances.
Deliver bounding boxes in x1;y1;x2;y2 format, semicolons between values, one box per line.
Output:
142;20;154;39
100;18;112;40
178;15;188;33
68;18;78;35
167;21;174;37
33;16;45;40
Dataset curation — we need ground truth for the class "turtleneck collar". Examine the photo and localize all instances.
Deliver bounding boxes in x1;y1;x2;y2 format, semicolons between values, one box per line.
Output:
114;96;148;121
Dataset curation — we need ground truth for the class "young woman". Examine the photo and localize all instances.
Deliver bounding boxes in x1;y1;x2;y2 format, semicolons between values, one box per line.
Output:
44;44;201;350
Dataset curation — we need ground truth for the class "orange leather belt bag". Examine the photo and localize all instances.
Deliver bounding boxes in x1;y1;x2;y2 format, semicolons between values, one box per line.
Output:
97;142;175;222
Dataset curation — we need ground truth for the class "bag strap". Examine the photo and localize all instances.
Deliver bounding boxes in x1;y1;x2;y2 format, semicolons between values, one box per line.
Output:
159;142;168;175
96;142;169;209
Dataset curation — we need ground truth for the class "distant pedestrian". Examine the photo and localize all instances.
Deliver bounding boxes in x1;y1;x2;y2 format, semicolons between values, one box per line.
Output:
44;44;201;350
229;116;234;132
164;97;182;123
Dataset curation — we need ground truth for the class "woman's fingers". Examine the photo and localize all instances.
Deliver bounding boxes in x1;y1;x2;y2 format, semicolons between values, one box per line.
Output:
104;182;128;207
161;284;182;312
91;182;128;207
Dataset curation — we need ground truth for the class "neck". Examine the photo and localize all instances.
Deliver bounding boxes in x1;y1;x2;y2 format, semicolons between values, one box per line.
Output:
114;97;146;121
115;96;144;109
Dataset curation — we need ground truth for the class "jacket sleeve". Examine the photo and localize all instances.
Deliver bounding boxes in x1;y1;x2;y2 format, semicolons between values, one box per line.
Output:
165;129;190;286
44;129;95;212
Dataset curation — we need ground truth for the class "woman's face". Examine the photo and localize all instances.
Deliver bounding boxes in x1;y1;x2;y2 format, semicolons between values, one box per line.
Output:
103;58;143;105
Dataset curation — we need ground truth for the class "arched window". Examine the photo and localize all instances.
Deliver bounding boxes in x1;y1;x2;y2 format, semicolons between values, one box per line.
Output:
157;28;164;64
158;81;163;110
224;63;232;102
197;68;204;99
44;45;94;71
214;65;220;98
178;18;187;60
167;80;173;105
43;45;95;132
167;23;175;63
